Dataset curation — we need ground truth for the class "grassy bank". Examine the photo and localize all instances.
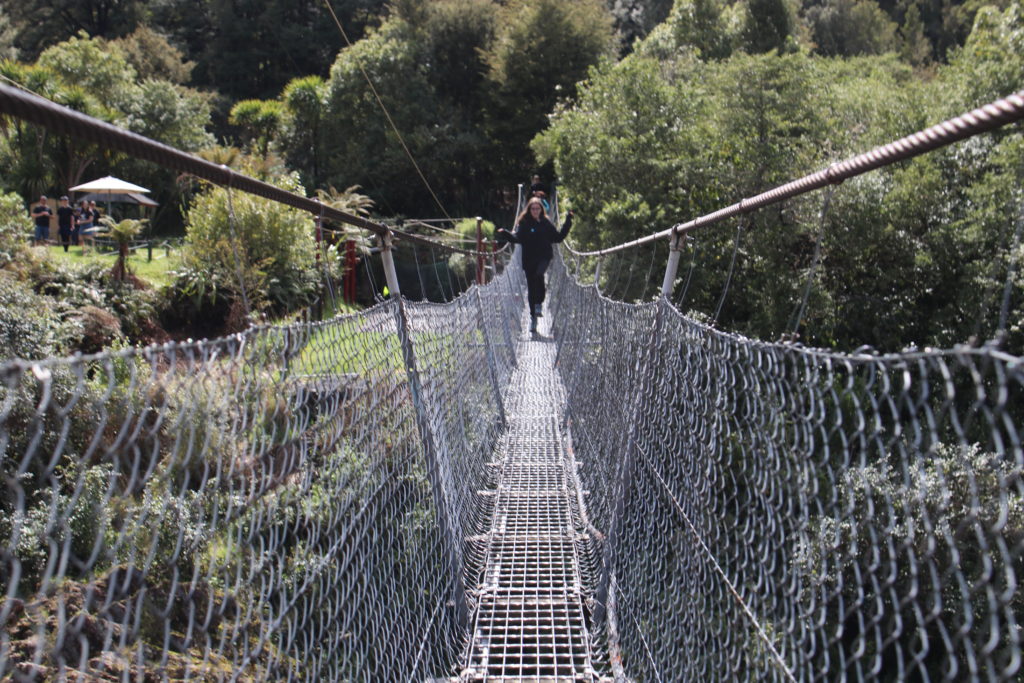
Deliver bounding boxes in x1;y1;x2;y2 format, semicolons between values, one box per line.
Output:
45;244;181;288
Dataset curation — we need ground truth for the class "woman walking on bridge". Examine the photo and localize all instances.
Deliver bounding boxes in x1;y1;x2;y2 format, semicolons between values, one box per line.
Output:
498;197;573;333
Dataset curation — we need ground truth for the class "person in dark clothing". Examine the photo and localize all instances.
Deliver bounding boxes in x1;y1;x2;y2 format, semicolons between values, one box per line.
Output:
497;197;574;333
56;196;76;252
529;175;550;213
75;200;92;250
31;196;52;245
529;175;549;197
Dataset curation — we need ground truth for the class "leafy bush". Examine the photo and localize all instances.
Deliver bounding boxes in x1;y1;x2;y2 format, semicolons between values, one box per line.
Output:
0;192;31;259
795;443;1024;677
25;258;160;347
0;272;66;360
180;170;319;323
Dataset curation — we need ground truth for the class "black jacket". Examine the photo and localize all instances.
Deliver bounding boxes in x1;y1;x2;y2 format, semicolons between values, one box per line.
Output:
503;213;572;266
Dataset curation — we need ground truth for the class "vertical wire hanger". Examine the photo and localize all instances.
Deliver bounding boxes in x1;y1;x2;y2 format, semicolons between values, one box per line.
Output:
712;220;745;327
789;186;836;341
995;192;1024;345
676;235;699;310
316;200;338;316
223;171;252;321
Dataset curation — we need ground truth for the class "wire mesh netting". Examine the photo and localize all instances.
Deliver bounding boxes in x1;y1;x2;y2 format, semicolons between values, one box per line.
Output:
548;250;1024;681
0;260;524;681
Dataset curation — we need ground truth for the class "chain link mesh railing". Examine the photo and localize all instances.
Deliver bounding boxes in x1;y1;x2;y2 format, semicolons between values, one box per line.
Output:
0;257;525;681
547;249;1024;681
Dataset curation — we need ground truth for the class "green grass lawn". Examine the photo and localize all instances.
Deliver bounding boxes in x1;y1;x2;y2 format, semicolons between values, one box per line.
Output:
46;244;182;288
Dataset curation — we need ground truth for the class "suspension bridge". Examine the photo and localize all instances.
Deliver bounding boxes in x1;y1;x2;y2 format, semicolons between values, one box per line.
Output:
1;82;1024;681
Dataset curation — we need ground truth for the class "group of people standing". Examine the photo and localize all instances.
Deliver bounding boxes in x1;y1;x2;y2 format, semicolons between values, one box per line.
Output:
31;195;101;250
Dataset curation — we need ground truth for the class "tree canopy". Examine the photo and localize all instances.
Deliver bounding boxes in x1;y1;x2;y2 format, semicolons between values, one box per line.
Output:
0;0;1021;349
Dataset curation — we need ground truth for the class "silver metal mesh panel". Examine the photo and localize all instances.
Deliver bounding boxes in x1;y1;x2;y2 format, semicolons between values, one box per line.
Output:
548;250;1024;681
0;263;524;681
461;311;606;682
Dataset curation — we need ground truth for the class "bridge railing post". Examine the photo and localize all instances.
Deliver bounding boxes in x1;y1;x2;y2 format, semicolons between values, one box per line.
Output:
476;216;485;286
660;230;684;299
380;230;401;298
382;234;470;631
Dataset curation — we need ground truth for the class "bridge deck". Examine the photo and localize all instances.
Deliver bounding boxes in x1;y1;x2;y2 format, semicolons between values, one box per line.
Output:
460;310;608;682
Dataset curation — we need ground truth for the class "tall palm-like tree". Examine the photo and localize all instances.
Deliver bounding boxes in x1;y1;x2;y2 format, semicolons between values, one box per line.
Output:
99;215;146;282
315;184;375;219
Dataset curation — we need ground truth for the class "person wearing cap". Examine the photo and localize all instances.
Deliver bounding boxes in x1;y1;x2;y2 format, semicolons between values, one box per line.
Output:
31;196;52;245
56;195;76;252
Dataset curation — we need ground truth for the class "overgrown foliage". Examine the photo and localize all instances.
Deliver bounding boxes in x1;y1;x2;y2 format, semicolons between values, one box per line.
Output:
174;166;322;330
537;1;1024;352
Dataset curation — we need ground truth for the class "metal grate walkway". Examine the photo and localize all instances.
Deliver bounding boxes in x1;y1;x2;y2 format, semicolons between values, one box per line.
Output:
460;310;608;682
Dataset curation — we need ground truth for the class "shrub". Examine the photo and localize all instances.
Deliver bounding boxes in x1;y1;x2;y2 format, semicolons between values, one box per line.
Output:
74;305;123;353
0;272;65;360
0;192;31;260
795;443;1024;677
181;171;319;321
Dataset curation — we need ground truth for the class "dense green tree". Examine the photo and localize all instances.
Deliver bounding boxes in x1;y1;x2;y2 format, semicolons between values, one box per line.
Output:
35;31;137;108
173;0;386;102
534;54;711;249
658;0;738;58
483;0;617;184
6;0;145;59
536;24;1023;352
111;25;193;83
0;7;18;60
320;12;443;215
609;0;676;48
229;99;285;157
317;0;501;216
743;0;797;52
939;0;1024;108
279;75;328;190
899;0;933;64
805;0;900;55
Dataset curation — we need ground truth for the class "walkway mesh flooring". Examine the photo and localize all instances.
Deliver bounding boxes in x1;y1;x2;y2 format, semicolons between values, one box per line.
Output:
460;310;608;682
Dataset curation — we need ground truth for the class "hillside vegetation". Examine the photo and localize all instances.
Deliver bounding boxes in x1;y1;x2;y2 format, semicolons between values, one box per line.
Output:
0;0;1020;354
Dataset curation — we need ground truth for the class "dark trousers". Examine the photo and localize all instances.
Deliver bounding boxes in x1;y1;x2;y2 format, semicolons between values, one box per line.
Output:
59;228;72;251
523;257;551;309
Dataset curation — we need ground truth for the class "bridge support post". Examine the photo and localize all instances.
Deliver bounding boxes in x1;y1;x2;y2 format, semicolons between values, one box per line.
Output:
381;230;401;298
476;217;485;286
660;230;684;299
385;234;470;632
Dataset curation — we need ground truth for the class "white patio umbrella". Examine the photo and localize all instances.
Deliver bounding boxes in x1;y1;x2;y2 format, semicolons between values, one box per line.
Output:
69;176;150;194
69;176;153;224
